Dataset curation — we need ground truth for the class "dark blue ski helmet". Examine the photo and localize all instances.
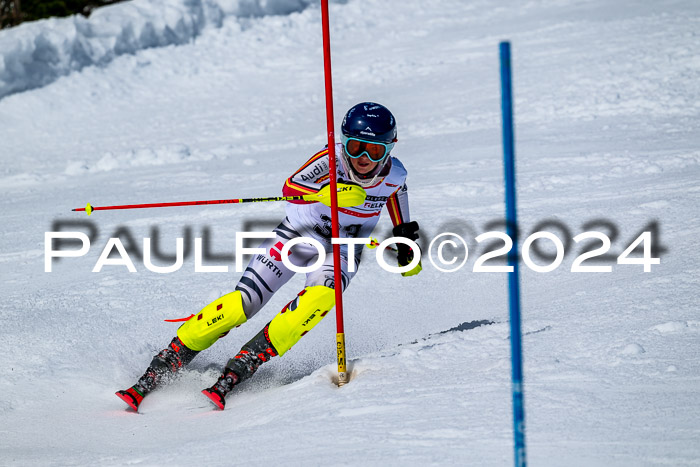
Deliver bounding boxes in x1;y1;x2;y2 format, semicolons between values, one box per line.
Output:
341;102;397;144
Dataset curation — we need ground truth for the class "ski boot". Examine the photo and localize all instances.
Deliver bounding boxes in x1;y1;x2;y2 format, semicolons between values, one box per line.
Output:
116;336;199;411
202;324;277;410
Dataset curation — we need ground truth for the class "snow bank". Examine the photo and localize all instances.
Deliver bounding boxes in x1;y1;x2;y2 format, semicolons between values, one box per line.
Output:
0;0;317;100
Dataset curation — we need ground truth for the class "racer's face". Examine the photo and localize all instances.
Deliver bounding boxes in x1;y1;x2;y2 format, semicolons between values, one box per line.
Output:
349;154;379;175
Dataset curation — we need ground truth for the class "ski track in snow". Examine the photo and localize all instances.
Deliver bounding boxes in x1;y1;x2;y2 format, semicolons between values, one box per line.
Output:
1;0;700;465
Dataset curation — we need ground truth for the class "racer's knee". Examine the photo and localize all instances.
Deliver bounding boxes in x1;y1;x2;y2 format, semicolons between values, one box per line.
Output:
177;291;248;351
267;286;335;356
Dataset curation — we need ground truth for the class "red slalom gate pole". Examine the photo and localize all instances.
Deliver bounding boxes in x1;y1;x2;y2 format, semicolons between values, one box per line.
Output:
320;0;348;386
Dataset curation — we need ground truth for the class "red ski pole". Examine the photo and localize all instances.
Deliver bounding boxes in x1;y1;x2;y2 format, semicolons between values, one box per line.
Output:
72;195;310;216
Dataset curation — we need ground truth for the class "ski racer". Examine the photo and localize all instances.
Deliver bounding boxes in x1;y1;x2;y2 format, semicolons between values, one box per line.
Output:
116;102;422;410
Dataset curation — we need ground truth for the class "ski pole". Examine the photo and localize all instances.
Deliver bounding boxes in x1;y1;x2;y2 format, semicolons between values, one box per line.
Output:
73;195;313;216
367;238;398;252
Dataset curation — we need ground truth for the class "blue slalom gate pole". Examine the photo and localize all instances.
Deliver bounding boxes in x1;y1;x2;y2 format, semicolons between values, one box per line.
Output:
500;41;527;467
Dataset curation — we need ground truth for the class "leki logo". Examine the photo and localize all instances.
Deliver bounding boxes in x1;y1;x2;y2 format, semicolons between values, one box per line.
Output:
302;310;319;327
207;314;224;326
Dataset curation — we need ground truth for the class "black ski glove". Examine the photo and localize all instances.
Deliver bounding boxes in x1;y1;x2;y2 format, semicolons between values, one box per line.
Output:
392;221;422;276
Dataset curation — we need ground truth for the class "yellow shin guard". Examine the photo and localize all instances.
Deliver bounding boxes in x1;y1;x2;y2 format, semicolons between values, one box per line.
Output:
268;286;335;356
177;291;248;351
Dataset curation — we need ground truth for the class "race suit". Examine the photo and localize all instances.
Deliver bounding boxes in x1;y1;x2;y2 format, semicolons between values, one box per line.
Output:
234;143;411;319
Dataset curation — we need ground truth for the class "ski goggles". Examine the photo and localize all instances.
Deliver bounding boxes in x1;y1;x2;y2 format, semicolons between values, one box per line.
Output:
342;135;395;163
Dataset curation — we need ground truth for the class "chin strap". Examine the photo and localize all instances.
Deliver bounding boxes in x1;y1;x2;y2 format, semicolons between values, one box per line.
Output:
341;153;392;188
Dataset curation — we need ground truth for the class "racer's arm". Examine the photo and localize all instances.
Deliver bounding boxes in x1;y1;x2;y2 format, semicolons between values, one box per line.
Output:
282;148;330;201
386;183;410;228
282;148;366;208
387;184;422;276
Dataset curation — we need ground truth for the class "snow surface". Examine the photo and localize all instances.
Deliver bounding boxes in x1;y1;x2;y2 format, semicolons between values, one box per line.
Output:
1;0;700;465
